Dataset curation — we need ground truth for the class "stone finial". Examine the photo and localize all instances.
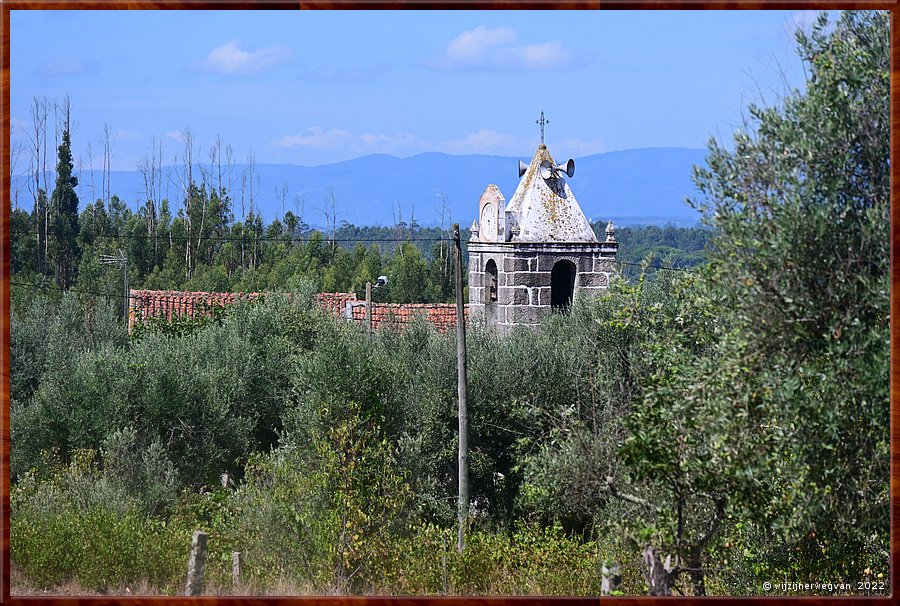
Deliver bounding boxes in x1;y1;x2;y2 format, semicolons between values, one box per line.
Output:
605;220;616;243
470;220;480;236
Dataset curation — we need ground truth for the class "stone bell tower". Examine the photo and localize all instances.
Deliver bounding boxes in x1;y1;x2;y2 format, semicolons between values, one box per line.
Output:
468;122;618;333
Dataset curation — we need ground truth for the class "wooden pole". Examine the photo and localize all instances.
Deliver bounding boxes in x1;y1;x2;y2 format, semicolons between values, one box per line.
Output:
366;280;373;336
185;530;208;596
452;224;469;553
232;551;242;591
123;256;129;331
602;562;621;596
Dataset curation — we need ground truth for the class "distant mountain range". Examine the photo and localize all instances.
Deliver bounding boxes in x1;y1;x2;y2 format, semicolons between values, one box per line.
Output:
11;147;710;228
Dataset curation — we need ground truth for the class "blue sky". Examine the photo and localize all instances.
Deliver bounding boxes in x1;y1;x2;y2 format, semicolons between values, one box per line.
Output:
10;9;824;172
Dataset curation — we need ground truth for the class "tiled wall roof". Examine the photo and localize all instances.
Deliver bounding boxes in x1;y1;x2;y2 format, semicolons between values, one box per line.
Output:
129;289;468;333
129;290;263;325
348;301;468;333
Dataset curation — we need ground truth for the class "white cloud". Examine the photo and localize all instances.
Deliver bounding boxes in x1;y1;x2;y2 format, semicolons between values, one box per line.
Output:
555;136;607;157
444;26;517;64
442;129;518;155
166;131;184;143
35;59;94;78
114;128;141;143
276;127;430;157
275;126;605;161
302;64;390;83
428;26;572;71
193;40;293;75
516;42;572;70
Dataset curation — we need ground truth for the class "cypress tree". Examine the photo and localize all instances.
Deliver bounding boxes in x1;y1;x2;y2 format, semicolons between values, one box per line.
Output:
50;110;80;290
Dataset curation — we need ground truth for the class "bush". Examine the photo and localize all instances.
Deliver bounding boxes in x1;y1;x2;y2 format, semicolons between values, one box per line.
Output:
10;449;188;593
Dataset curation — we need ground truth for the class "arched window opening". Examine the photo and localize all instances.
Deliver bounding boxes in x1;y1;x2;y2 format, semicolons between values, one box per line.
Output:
485;259;498;303
550;259;576;311
484;259;499;328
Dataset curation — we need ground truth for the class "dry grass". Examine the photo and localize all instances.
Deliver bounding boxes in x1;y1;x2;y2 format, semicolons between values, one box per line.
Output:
10;563;331;597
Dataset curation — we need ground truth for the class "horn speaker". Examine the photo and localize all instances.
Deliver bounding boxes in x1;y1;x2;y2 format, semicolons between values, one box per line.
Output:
556;158;575;178
539;160;553;180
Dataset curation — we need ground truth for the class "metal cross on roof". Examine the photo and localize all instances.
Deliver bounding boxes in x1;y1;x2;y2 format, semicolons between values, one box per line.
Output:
536;110;549;145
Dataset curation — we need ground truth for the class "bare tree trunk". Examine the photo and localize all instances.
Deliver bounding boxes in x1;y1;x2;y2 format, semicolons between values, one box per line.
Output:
102;122;115;208
246;151;258;269
276;182;288;224
293;192;305;242
323;187;337;257
138;140;159;266
643;546;675;596
28;97;48;273
180;127;195;279
392;200;403;257
436;192;449;276
87;142;96;205
10;141;24;210
239;168;247;272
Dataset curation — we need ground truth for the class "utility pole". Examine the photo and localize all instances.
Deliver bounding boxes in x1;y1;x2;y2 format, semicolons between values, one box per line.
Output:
365;280;373;337
100;249;128;330
452;223;469;552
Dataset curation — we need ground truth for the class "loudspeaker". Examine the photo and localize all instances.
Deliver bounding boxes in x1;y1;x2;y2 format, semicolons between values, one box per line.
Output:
518;160;529;178
556;158;575;178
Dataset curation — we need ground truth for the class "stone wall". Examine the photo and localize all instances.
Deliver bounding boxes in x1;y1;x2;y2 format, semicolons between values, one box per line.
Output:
468;241;618;334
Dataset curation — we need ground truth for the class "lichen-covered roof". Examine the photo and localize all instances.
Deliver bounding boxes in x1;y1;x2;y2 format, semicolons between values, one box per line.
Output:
504;145;597;243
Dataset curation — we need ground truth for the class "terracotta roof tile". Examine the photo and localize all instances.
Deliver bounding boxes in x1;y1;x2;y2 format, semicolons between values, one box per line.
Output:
127;289;471;334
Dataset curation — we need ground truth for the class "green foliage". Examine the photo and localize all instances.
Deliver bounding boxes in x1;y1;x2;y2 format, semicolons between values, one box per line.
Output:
129;300;231;342
208;400;413;594
384;521;636;596
616;9;890;591
12;295;300;486
10;291;126;405
597;223;713;280
10;449;187;593
49;123;80;289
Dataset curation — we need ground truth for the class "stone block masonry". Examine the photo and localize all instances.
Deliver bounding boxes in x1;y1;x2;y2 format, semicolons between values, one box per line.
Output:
468;240;619;335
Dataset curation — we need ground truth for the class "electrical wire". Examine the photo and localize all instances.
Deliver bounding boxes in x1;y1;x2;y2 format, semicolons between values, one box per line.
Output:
11;280;127;300
10;229;448;244
10;257;691;303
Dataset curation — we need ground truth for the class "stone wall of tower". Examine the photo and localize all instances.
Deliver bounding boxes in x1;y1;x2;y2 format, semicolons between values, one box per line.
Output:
469;241;618;334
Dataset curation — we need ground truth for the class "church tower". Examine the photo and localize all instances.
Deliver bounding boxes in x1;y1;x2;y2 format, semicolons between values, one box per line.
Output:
468;133;618;333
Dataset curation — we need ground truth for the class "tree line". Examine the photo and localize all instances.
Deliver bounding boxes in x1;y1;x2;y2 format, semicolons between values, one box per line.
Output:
11;98;713;307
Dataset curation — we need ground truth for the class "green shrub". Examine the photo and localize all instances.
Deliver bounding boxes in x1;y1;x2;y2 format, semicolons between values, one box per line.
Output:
10;449;188;593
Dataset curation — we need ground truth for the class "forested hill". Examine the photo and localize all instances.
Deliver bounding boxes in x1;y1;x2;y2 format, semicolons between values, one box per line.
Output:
11;147;707;227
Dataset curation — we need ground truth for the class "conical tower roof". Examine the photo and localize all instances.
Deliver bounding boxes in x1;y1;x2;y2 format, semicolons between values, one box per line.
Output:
504;144;596;242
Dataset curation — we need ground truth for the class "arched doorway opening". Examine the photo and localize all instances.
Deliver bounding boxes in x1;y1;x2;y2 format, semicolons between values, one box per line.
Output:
485;259;498;325
550;259;576;310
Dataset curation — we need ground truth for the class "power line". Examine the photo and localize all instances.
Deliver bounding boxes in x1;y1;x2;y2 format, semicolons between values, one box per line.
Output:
10;258;692;302
11;280;126;301
9;230;698;268
616;259;692;272
10;229;448;244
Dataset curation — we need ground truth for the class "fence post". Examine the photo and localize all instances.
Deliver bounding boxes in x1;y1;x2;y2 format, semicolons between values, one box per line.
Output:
601;562;621;596
185;530;208;596
232;551;242;591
